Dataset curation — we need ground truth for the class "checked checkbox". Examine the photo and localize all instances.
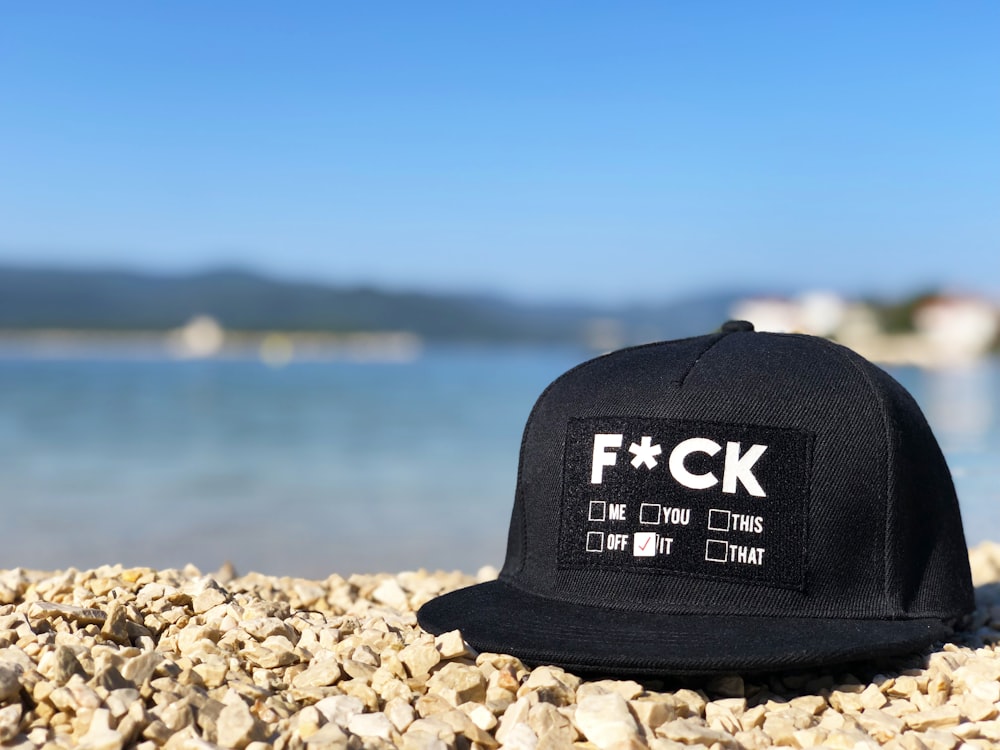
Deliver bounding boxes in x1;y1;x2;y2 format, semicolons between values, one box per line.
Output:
633;531;657;557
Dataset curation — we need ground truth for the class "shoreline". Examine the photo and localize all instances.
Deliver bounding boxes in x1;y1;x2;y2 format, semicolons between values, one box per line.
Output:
1;548;1000;748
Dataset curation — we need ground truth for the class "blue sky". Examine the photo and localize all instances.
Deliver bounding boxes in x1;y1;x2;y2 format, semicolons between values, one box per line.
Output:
1;3;997;303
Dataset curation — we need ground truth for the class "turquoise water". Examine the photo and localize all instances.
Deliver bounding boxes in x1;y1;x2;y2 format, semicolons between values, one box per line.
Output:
0;347;997;576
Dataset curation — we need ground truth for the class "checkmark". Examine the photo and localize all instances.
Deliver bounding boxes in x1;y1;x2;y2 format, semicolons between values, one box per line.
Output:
633;531;656;557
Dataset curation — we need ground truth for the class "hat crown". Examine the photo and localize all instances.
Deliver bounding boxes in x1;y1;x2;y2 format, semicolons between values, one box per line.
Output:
501;327;973;621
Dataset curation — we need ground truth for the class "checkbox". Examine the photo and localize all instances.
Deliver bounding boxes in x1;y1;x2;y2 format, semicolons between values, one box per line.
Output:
588;500;607;522
639;503;661;525
586;532;605;553
705;539;729;563
633;532;657;557
707;509;731;532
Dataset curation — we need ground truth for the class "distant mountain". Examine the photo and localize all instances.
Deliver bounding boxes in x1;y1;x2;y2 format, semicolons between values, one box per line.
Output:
0;265;757;345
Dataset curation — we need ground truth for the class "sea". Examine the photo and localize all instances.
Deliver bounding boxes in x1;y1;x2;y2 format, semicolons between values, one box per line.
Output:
1;344;998;578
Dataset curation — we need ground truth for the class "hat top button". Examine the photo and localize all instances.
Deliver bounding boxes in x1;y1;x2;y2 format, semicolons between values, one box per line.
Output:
721;320;755;333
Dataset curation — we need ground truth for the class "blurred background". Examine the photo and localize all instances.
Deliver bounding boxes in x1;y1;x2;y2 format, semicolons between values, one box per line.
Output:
1;3;998;577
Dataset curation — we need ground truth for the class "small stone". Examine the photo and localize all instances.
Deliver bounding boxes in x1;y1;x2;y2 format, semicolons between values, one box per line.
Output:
518;666;580;706
49;685;75;712
192;659;228;688
415;693;454;719
856;708;905;742
304;722;349;746
860;684;888;710
400;643;441;678
347;711;394;740
704;702;741;734
0;703;22;743
417;719;465;747
971;680;1000;704
385;697;416;732
400;728;449;750
631;699;675;731
433;630;468;660
375;674;411;703
978;721;1000;742
762;714;798;744
496;696;533;744
29;601;106;627
815;728;872;749
951;721;981;741
906;706;962;730
137;734;175;750
672;688;707;717
426;663;487;706
192;588;228;615
818;709;846;731
792;727;829;748
351;644;380;667
889;675;920;697
340;678;380;711
92;665;132;692
527;701;575;743
928;674;953;707
242;618;296;642
464;702;497;731
315;694;365;727
499;722;538;750
961;695;997;722
105;688;141;719
705;674;744;698
656;717;731;746
176;624;221;657
342;659;377;681
379;649;406;679
1;647;35;674
53;645;86;683
576;679;644;702
217;699;262;749
486;685;516;715
214;561;238;583
789;695;827;716
829;689;865;713
121;652;163;686
0;663;20;702
295;705;323;739
573;692;640;748
100;601;130;646
739;704;767;731
372;579;409;610
77;708;124;750
884;699;920;719
243;639;297;670
68;680;103;710
292;659;342;689
158;699;195;732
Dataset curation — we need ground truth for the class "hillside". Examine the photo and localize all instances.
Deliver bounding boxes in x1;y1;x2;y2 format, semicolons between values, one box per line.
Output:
0;266;744;345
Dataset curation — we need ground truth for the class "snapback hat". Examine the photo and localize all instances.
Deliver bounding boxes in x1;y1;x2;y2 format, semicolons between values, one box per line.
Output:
417;321;974;675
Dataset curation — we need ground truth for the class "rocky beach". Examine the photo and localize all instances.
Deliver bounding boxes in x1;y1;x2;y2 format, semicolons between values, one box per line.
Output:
2;546;1000;750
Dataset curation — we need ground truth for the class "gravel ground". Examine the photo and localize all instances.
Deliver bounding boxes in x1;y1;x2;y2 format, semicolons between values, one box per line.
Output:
2;545;1000;750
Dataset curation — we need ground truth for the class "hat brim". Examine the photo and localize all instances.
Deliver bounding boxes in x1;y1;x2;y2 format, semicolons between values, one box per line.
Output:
416;580;954;676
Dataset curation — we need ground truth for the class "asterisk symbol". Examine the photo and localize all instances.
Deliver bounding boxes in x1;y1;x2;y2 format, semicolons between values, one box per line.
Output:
629;436;662;470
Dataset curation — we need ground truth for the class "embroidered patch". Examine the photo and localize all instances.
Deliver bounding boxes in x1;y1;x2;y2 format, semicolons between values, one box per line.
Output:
558;417;811;589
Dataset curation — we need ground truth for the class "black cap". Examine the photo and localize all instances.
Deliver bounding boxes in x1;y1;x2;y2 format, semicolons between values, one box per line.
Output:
417;323;974;675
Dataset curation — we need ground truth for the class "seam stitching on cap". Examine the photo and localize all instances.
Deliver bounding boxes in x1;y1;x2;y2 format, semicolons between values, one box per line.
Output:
677;333;728;387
